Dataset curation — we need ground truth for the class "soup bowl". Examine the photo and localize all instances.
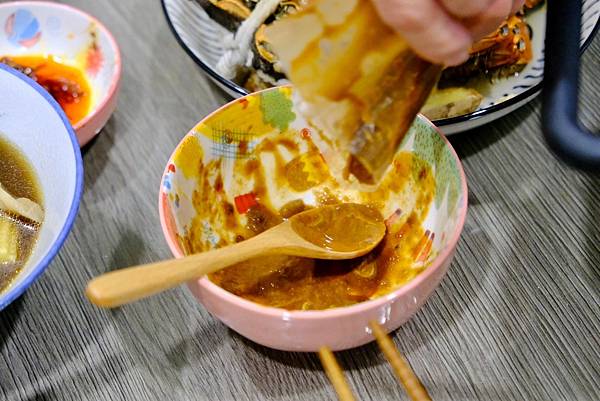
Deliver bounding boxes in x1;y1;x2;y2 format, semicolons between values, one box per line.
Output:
0;64;83;310
0;1;121;146
159;87;467;351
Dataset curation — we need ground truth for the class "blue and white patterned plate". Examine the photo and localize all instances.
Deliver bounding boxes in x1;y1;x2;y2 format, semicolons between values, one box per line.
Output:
162;0;600;135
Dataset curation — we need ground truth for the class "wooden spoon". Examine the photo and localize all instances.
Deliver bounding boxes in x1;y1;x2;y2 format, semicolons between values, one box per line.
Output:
86;203;386;308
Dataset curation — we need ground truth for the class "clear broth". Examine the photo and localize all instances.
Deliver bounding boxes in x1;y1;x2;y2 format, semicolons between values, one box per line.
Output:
0;135;42;292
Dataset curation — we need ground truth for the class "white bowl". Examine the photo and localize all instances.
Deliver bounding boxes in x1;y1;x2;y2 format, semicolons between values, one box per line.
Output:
0;64;83;310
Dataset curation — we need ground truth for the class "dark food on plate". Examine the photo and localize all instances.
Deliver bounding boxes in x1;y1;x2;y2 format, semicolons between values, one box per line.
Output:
1;55;92;125
195;0;544;118
198;0;301;31
424;0;543;118
0;136;44;293
440;13;534;86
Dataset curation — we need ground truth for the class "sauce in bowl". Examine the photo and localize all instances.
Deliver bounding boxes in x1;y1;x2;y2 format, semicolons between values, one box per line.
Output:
1;55;92;125
179;130;436;310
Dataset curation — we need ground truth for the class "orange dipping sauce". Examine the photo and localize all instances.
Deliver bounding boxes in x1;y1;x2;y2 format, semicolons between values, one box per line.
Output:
1;55;92;125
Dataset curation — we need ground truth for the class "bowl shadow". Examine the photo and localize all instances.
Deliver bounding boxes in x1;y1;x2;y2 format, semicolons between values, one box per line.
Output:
80;115;117;194
0;295;24;351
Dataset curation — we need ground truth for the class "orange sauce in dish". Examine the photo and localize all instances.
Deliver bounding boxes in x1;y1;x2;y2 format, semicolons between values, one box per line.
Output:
1;55;92;125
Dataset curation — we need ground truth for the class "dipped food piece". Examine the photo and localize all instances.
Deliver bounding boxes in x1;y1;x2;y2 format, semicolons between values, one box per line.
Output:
265;0;441;184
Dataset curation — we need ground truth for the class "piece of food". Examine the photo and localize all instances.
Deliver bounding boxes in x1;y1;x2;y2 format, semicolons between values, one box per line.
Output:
0;217;18;264
0;135;43;292
265;0;441;184
421;87;484;120
196;0;252;31
200;0;303;82
197;0;301;31
525;0;544;9
251;24;286;82
0;183;44;224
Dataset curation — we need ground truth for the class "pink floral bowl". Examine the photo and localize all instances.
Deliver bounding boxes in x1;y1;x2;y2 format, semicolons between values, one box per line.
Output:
159;87;468;352
0;1;121;146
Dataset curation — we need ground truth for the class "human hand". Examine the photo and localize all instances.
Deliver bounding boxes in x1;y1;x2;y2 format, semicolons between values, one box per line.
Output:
371;0;525;66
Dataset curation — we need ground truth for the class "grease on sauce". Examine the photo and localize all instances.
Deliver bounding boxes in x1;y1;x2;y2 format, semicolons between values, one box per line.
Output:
1;55;92;125
291;203;384;252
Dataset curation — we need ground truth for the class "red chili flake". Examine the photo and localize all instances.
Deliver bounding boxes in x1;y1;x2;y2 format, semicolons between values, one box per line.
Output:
413;231;434;262
86;45;104;77
168;164;176;173
239;98;249;109
301;128;311;139
234;192;258;214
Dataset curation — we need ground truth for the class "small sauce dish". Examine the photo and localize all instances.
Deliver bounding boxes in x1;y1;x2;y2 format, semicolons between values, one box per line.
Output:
0;1;121;146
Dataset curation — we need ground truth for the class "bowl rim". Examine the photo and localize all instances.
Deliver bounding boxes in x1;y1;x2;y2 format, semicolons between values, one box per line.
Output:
158;86;468;320
160;0;600;128
0;63;83;311
0;0;123;131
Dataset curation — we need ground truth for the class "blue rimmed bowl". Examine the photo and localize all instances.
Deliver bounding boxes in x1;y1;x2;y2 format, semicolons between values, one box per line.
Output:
0;63;83;310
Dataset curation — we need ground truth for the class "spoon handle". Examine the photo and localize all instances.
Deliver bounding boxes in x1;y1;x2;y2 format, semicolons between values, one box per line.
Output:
85;229;282;308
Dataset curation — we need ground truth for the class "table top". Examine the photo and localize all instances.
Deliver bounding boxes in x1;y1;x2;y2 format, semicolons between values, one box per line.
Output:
1;1;599;400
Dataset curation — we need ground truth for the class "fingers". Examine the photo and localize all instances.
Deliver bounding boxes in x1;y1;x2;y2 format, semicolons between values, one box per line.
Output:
438;0;496;18
511;0;526;14
372;0;472;66
371;0;520;66
466;0;514;40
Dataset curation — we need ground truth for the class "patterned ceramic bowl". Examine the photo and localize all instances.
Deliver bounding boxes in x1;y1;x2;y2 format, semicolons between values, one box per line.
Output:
159;87;468;351
0;1;121;146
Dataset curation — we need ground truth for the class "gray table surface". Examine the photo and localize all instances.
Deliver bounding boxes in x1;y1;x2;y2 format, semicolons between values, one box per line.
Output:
1;1;599;400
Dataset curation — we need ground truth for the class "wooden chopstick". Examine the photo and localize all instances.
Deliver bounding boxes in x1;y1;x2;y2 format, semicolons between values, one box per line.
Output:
318;323;431;401
318;346;357;401
370;321;432;401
